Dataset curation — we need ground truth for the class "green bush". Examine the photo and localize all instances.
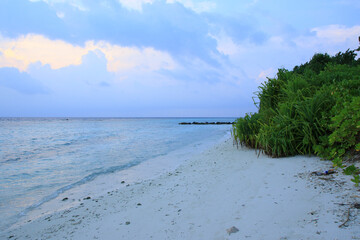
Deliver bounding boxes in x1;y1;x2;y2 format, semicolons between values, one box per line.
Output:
328;97;360;159
232;113;261;149
256;111;300;157
232;48;360;185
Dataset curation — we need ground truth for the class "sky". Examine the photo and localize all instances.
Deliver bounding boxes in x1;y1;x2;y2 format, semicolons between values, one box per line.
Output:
0;0;359;117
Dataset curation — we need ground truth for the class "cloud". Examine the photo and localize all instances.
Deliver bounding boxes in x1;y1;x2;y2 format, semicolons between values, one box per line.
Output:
0;67;48;94
209;29;269;57
117;0;155;11
206;13;270;52
166;0;216;13
0;34;177;73
29;0;89;11
56;11;65;18
311;25;360;44
0;34;86;71
208;24;360;85
0;0;67;38
294;25;360;54
27;50;113;88
1;0;357;117
86;41;177;72
256;68;276;84
209;31;242;56
2;0;218;66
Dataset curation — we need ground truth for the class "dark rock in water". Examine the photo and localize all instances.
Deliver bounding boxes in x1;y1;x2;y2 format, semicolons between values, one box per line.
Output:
83;196;91;200
179;121;234;125
137;203;142;206
125;221;131;225
121;181;125;184
62;197;69;201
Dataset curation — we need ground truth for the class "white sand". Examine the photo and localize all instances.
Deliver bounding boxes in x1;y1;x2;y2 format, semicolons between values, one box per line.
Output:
3;138;360;240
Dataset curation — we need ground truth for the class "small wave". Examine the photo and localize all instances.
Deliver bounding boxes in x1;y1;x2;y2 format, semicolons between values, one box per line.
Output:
13;159;143;223
2;157;21;164
8;173;32;179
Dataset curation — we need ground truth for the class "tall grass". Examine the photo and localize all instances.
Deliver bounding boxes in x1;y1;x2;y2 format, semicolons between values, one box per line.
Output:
232;48;360;184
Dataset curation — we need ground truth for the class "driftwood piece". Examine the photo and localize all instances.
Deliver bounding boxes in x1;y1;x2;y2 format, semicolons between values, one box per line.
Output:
339;208;351;228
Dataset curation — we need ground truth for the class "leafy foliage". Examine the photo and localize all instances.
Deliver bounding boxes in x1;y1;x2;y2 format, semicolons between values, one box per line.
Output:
233;48;360;185
232;112;261;149
343;165;359;176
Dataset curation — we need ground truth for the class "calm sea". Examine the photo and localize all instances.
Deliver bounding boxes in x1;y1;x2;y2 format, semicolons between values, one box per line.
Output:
0;117;234;231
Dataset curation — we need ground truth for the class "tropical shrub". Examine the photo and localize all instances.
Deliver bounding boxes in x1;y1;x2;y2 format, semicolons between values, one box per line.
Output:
232;48;360;185
232;112;261;149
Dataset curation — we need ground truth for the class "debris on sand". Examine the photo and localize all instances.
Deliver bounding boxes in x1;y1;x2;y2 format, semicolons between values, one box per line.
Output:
312;169;336;176
226;226;239;235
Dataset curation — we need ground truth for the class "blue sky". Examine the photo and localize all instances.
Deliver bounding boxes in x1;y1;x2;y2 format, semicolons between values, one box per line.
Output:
0;0;359;117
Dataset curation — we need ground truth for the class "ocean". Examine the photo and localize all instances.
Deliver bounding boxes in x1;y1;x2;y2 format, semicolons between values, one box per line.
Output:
0;117;234;232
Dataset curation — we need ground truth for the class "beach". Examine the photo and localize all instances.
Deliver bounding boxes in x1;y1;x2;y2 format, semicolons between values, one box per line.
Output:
3;137;360;240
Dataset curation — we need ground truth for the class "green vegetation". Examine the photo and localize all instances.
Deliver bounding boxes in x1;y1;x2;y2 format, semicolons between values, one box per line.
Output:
232;48;360;185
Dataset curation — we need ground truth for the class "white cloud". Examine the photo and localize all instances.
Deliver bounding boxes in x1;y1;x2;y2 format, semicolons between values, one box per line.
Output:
0;34;86;71
31;0;215;12
208;24;360;91
209;32;242;56
166;0;216;13
56;11;65;18
28;0;89;11
311;25;360;44
86;41;176;72
256;68;276;84
210;29;291;57
117;0;155;11
295;25;360;51
0;34;177;73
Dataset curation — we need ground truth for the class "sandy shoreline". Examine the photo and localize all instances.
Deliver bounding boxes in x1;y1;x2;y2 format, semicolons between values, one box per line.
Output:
3;138;360;239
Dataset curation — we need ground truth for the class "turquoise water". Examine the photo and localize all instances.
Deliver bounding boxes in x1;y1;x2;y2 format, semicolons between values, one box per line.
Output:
0;117;234;231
